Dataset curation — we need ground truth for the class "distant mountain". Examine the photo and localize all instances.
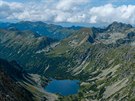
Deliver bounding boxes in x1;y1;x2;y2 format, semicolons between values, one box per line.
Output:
106;21;133;32
0;21;81;40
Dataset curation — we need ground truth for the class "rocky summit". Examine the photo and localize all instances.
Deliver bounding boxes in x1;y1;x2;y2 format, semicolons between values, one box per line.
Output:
0;21;135;101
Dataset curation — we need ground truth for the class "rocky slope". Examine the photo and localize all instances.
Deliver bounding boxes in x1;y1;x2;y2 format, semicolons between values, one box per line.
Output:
0;58;34;101
0;58;58;101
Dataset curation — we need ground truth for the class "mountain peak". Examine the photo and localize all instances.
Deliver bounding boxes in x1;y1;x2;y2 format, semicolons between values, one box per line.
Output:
106;21;132;32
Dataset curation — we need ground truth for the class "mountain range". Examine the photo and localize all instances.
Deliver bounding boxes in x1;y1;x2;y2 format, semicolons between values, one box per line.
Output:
0;21;81;40
0;21;135;101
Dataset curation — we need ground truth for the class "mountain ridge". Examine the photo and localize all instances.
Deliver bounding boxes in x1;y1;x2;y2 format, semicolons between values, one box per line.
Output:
0;21;81;40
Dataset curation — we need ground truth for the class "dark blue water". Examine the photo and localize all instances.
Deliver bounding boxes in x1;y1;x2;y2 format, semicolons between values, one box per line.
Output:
45;79;80;96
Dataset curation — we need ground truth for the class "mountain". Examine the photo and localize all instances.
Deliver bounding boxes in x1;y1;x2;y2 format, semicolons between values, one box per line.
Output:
0;21;135;100
0;28;58;72
57;22;135;100
45;22;135;100
106;21;133;32
0;22;135;75
0;21;81;40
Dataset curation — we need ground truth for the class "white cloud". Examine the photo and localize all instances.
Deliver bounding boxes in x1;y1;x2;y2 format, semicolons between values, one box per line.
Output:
89;4;135;24
0;0;23;19
0;0;135;24
56;0;89;11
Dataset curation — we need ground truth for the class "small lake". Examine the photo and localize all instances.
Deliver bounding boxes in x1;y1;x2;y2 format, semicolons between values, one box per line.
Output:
45;79;80;96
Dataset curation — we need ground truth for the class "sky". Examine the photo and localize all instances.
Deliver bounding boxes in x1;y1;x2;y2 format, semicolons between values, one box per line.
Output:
0;0;135;26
